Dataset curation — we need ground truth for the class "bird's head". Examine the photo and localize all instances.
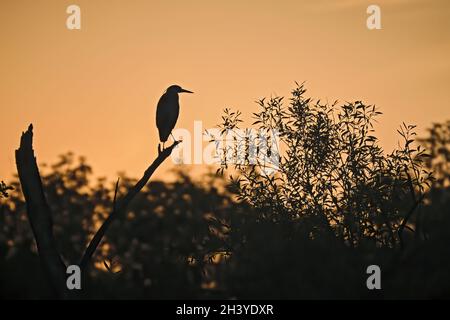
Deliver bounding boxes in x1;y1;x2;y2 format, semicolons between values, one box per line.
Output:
166;85;194;94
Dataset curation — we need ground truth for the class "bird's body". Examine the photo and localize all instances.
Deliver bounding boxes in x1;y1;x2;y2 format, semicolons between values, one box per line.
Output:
156;91;180;142
156;85;193;148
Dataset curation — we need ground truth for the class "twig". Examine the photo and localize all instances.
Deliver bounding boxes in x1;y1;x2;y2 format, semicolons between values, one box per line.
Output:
398;193;425;247
113;178;120;211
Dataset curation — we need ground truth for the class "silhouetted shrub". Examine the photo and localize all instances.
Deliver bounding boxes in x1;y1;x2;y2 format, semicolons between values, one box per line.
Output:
211;84;449;298
214;84;433;247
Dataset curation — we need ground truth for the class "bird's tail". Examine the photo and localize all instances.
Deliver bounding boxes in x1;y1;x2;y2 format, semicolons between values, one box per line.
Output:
159;133;169;143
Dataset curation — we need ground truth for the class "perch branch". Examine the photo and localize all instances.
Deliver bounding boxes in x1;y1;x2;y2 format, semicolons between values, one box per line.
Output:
79;141;181;271
15;124;69;299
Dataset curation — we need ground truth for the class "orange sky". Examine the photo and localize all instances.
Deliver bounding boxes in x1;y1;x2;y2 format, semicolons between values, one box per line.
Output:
1;0;449;182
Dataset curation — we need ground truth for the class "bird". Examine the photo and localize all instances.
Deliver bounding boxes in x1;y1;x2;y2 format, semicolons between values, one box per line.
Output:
156;84;193;150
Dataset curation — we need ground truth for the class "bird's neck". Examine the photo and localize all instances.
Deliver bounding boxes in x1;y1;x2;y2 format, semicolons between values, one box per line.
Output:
167;91;179;98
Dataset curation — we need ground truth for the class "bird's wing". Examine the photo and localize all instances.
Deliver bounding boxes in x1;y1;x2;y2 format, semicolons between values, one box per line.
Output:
167;99;180;130
156;93;170;130
156;93;180;142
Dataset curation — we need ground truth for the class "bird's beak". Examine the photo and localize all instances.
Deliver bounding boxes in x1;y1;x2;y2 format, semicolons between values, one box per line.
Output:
180;88;194;94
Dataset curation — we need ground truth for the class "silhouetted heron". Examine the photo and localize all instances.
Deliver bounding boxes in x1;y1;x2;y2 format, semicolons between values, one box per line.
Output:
156;85;193;149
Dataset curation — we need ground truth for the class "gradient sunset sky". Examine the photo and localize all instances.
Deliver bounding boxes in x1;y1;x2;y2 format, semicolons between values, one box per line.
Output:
1;0;449;181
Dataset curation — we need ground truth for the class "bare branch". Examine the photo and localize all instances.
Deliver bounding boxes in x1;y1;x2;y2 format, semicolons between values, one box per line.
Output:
79;141;181;271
